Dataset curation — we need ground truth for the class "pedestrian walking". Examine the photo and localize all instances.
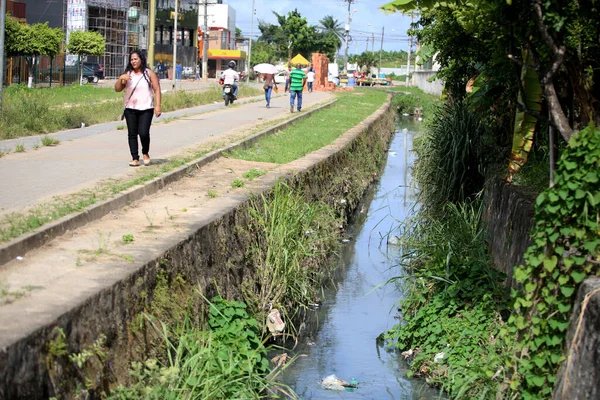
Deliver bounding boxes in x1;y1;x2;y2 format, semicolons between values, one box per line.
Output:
195;64;201;80
289;63;307;113
115;50;162;167
176;62;183;80
284;65;292;93
307;69;315;92
263;73;277;108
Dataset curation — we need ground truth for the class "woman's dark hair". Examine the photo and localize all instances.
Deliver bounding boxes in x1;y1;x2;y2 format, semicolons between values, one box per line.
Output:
125;49;151;87
125;49;148;73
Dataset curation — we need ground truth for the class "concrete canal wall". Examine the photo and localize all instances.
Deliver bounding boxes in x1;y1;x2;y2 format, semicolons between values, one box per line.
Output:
0;98;396;398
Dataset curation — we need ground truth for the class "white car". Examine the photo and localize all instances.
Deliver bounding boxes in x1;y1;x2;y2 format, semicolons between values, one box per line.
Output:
274;71;287;84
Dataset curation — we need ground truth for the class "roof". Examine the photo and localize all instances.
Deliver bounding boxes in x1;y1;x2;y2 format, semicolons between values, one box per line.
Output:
290;54;310;66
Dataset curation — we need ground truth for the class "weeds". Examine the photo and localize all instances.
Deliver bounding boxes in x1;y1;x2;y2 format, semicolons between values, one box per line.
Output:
383;202;509;398
107;295;294;399
232;179;245;188
41;135;60;146
207;190;218;198
14;144;25;152
144;210;156;228
122;234;134;244
117;125;126;130
243;168;267;181
243;182;341;331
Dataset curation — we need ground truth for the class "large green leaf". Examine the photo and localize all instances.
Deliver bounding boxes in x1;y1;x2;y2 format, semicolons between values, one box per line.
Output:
506;50;543;181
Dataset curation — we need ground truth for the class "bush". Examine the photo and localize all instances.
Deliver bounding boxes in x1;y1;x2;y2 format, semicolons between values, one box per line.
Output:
412;101;489;215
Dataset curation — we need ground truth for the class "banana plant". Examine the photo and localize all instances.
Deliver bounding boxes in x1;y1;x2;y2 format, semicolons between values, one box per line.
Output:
506;50;542;182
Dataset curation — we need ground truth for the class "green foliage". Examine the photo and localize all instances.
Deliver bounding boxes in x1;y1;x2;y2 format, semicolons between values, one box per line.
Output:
257;9;341;61
232;178;245;188
385;201;508;398
108;297;283;399
4;18;63;57
122;234;134;244
503;126;600;398
226;90;387;164
244;182;340;329
242;169;267;181
66;30;105;56
412;101;489;215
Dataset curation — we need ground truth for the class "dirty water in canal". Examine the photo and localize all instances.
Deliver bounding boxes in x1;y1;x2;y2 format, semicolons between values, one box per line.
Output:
278;118;443;400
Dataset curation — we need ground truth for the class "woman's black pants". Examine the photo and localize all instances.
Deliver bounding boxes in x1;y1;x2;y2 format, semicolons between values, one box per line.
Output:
124;108;154;160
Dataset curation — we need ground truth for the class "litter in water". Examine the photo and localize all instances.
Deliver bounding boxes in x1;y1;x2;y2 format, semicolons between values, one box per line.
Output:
321;374;358;391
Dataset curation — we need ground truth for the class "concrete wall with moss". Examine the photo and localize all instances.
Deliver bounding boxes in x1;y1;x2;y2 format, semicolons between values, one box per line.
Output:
483;178;538;288
0;101;396;399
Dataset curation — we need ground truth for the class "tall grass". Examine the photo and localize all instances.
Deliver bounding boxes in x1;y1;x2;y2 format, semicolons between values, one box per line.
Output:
243;182;341;330
0;84;262;140
384;202;508;398
412;101;489;216
107;295;294;399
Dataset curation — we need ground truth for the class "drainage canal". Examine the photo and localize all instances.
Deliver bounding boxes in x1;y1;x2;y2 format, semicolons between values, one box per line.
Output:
278;118;443;399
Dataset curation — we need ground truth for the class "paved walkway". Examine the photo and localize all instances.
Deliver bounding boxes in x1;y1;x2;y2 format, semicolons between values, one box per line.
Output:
0;89;334;213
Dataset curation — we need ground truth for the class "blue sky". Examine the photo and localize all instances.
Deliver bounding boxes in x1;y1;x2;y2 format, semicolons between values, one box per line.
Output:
223;0;413;55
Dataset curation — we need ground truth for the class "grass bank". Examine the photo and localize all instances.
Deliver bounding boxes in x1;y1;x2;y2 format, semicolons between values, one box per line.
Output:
224;89;388;164
0;84;262;140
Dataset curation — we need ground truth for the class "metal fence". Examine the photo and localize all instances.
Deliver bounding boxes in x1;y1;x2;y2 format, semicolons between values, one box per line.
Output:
4;55;88;88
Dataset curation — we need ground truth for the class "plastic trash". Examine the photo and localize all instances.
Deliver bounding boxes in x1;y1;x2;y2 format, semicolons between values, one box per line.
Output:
434;352;445;362
266;308;285;334
321;375;358;391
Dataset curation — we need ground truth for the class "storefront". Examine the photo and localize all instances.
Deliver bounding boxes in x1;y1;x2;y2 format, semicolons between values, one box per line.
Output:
204;49;246;78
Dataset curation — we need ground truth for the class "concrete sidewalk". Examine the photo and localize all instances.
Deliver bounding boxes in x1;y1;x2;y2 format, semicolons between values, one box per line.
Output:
0;90;333;213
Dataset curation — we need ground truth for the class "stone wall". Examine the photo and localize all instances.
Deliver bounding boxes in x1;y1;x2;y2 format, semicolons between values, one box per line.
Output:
553;277;600;399
0;100;396;399
483;178;537;288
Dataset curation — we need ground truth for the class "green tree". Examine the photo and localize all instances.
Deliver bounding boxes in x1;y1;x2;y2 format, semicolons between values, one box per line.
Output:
67;30;105;85
250;40;276;66
318;15;344;58
4;18;63;87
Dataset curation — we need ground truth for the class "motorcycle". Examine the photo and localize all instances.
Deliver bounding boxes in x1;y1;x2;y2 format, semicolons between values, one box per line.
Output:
222;83;235;106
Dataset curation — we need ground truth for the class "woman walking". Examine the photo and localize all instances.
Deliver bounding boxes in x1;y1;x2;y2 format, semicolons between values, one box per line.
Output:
263;73;277;108
115;50;162;167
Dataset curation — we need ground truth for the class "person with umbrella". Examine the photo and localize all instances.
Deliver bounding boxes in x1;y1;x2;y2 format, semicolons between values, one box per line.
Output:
262;73;277;108
253;63;280;108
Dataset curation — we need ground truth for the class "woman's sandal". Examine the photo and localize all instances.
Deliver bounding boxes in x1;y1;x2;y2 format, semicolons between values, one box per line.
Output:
143;155;151;165
129;160;140;167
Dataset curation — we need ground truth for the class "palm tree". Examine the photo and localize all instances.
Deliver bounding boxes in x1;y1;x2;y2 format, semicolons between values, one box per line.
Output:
318;15;344;51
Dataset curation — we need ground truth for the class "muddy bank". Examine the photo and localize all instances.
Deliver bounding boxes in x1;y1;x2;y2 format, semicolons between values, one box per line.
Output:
0;98;395;398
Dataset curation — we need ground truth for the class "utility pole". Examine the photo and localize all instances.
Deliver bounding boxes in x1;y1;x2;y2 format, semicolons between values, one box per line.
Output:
148;0;156;69
247;0;255;81
405;12;413;87
378;26;384;77
343;0;353;73
202;0;208;81
372;32;375;54
172;0;178;90
0;0;6;117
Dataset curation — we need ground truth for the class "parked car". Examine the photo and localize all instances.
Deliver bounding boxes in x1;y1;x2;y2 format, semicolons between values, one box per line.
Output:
274;71;287;85
83;62;104;80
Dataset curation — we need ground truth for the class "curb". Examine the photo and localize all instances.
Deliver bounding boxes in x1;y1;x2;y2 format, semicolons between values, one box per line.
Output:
0;98;337;266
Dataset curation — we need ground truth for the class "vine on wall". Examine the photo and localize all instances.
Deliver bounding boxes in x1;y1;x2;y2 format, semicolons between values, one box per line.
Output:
503;126;600;398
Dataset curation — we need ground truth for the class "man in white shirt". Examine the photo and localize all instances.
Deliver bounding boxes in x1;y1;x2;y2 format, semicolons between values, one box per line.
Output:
307;70;315;92
220;61;240;98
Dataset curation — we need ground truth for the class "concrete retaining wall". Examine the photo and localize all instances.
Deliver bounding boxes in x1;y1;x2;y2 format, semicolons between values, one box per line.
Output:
412;71;444;96
483;178;537;288
0;99;396;398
